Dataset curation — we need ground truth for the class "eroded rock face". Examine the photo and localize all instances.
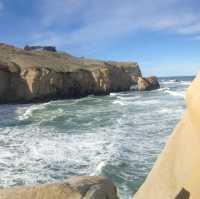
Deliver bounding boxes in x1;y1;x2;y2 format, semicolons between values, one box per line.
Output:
0;176;119;199
0;43;143;103
62;69;96;98
137;76;160;91
0;65;133;103
92;64;131;94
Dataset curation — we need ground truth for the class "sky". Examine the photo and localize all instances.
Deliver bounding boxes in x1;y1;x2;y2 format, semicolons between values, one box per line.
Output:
0;0;200;76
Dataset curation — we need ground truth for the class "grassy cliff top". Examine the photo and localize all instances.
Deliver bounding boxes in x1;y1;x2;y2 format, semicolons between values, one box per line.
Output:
0;43;140;73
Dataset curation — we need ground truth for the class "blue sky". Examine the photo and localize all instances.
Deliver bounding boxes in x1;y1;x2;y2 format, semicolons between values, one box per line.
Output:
0;0;200;76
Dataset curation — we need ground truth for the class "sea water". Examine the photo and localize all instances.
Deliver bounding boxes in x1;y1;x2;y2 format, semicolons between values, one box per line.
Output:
0;76;194;198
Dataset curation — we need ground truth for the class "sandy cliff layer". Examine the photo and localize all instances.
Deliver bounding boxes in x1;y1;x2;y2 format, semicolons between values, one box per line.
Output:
0;43;142;103
0;176;119;199
133;73;200;199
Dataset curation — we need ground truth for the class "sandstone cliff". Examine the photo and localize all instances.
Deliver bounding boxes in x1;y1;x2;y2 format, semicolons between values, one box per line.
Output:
133;73;200;199
0;176;119;199
0;43;142;103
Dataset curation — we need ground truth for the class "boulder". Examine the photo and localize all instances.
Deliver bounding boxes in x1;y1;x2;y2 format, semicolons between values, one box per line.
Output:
66;176;119;199
137;76;160;91
0;176;119;199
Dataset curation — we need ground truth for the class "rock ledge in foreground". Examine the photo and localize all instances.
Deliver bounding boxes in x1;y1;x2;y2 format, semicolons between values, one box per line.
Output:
0;176;119;199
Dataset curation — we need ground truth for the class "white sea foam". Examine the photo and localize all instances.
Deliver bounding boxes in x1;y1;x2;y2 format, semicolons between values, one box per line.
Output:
132;99;160;106
29;139;67;162
112;100;126;106
110;93;117;97
91;161;107;175
164;90;185;98
17;103;50;121
112;98;138;106
161;80;179;84
158;87;169;91
117;96;141;100
0;150;14;159
180;81;192;86
157;108;172;114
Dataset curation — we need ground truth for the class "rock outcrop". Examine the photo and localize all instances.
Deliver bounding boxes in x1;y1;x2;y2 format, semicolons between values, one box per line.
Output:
0;43;143;103
133;73;200;199
0;176;119;199
0;43;159;103
137;76;160;91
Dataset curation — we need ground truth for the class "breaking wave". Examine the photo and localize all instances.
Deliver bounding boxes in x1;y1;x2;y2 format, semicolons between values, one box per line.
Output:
0;76;193;199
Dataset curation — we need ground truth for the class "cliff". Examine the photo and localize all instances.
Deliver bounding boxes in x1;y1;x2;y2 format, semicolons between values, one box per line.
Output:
133;73;200;199
0;43;142;103
0;176;119;199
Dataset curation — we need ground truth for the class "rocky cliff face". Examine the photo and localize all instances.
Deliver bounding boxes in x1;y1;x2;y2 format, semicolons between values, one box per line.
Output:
0;176;119;199
0;43;160;103
0;44;143;103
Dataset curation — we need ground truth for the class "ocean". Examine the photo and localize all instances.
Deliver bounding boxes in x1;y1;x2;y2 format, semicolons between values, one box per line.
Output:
0;76;194;199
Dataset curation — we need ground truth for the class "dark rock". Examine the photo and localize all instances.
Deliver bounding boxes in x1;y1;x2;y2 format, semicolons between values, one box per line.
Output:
175;188;190;199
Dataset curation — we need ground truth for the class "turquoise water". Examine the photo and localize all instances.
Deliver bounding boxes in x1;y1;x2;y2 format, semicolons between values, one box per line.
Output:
0;76;194;198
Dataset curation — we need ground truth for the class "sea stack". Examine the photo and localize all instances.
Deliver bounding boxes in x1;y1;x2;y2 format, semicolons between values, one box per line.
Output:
133;72;200;199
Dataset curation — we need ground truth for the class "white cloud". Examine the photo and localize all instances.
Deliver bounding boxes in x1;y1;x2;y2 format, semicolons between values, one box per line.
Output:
34;0;200;51
40;0;86;27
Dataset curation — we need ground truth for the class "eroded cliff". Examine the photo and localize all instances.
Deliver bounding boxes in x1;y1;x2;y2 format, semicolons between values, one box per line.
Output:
0;43;142;103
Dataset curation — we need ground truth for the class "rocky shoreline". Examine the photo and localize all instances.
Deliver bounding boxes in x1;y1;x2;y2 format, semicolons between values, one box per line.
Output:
0;43;159;104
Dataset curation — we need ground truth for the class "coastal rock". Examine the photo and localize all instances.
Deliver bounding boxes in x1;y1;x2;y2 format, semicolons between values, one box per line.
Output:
0;70;9;96
0;176;119;199
133;74;199;199
92;63;132;94
122;62;142;80
131;75;139;85
0;44;142;103
62;69;96;98
137;76;160;91
66;176;119;199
